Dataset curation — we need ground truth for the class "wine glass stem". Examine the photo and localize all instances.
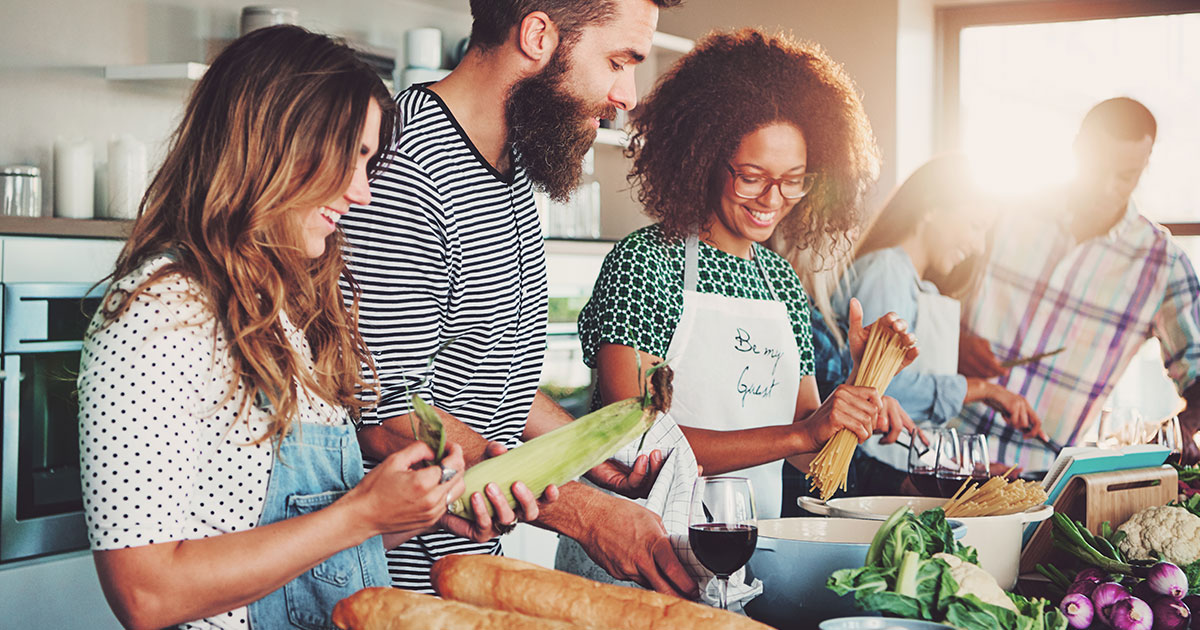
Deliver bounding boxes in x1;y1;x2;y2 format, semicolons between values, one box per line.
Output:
718;575;729;610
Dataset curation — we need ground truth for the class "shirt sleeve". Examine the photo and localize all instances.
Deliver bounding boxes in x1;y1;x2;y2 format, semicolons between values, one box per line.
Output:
1153;243;1200;394
78;286;210;549
340;155;453;424
839;250;967;424
578;232;679;367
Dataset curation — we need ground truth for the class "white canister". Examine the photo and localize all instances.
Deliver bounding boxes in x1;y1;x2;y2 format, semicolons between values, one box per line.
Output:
54;138;94;219
105;135;147;220
405;27;443;70
240;6;299;35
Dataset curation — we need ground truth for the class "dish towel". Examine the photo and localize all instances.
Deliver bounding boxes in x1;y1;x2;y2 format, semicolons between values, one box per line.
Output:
554;410;763;608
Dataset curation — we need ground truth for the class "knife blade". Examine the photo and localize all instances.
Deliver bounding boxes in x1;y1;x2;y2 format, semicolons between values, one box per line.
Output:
1000;346;1066;369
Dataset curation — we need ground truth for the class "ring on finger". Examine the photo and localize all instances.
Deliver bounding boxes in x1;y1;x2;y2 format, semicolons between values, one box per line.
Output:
438;465;457;484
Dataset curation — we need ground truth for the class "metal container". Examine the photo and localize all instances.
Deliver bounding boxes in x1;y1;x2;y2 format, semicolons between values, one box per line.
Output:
1;166;42;217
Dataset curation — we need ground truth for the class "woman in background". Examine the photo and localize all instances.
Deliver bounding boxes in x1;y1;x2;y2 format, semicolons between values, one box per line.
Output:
832;153;1044;495
78;26;524;630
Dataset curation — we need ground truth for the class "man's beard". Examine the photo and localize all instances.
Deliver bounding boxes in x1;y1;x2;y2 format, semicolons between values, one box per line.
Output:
506;52;616;203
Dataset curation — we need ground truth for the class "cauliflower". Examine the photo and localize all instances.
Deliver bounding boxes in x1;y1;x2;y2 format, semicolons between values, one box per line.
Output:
1117;505;1200;566
932;553;1016;612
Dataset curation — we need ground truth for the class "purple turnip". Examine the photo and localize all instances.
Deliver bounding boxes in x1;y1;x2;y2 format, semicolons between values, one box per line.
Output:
1060;592;1095;629
1109;597;1153;630
1151;596;1190;630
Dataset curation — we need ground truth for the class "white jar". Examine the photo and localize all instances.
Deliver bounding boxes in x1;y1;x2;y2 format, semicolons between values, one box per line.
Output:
54;138;94;219
104;135;147;220
406;27;443;70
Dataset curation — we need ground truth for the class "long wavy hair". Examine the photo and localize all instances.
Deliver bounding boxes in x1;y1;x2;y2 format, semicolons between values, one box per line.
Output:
627;28;880;263
854;153;989;301
99;25;398;444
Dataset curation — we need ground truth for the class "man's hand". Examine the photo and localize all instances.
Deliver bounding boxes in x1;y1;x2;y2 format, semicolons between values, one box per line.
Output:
438;441;560;542
575;496;698;599
584;450;664;500
959;331;1009;379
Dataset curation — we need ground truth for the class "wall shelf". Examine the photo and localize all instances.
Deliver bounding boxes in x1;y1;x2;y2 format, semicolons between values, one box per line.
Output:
0;216;131;239
104;62;208;82
652;31;695;54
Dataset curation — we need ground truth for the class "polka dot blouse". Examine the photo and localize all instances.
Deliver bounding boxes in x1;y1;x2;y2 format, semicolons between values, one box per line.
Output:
578;224;816;372
77;255;348;630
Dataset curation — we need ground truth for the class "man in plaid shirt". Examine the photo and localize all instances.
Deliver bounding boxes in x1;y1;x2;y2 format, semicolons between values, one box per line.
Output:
957;97;1200;471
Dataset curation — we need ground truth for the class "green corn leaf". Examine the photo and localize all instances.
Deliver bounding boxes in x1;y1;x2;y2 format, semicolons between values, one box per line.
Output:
411;394;446;462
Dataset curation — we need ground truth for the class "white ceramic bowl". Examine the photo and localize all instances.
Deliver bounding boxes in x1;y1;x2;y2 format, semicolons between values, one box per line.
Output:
798;495;1052;589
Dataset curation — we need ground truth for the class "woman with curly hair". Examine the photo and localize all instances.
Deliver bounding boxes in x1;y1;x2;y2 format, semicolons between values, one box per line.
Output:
577;28;918;522
77;26;518;630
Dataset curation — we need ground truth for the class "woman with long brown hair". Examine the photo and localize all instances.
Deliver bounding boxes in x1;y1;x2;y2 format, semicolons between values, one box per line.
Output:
832;153;1045;494
77;26;501;630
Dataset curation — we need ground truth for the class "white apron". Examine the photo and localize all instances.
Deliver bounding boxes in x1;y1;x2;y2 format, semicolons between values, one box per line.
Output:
664;235;802;519
859;276;961;471
556;235;795;606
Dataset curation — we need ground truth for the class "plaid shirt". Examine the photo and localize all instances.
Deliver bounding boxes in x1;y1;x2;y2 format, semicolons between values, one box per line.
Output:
960;196;1200;471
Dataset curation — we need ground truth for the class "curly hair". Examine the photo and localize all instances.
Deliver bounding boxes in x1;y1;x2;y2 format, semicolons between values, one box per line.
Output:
628;28;879;261
99;26;397;445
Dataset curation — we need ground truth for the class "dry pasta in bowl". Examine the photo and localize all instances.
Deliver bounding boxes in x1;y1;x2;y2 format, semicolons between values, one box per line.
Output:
942;475;1048;518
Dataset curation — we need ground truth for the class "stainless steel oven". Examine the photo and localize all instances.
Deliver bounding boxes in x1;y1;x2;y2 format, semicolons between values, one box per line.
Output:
0;282;105;562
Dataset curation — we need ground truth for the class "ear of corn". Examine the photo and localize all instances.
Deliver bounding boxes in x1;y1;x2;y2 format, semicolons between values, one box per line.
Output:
448;398;652;519
448;365;674;519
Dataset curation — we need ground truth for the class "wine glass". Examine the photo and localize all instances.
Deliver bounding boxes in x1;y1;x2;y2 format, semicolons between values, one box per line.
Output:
961;434;991;484
688;476;757;610
1157;416;1183;465
933;427;963;498
906;427;939;497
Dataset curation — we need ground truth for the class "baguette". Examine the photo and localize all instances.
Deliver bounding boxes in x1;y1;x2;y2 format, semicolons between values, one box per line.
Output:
431;554;772;630
331;587;585;630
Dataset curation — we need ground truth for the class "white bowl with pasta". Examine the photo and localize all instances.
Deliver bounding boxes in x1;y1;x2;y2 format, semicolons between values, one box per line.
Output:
797;495;1052;589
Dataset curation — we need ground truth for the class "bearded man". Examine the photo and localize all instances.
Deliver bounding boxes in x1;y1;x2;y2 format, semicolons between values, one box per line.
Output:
338;0;696;597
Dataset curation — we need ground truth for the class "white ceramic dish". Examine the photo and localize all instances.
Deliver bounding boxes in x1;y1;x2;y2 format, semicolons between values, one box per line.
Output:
798;495;1052;589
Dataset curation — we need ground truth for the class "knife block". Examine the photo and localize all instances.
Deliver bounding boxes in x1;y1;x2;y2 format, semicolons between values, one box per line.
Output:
1018;465;1177;574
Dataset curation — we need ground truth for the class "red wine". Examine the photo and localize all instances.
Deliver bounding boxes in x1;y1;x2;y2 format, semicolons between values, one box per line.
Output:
936;473;969;498
908;471;940;497
689;523;757;577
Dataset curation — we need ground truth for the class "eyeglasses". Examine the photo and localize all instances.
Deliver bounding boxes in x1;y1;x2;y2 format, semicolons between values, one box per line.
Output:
725;164;818;200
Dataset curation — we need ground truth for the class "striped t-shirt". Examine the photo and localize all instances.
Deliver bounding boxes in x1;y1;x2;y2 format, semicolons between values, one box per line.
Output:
340;84;549;592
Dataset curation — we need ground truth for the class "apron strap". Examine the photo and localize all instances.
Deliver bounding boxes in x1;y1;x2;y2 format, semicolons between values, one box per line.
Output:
684;234;701;292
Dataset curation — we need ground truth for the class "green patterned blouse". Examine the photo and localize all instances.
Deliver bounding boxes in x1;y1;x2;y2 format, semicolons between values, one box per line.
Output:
578;224;815;375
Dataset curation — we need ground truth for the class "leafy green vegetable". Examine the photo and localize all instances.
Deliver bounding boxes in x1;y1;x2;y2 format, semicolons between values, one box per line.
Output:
1171;492;1200;519
410;394;446;462
827;507;1066;630
1174;463;1200;484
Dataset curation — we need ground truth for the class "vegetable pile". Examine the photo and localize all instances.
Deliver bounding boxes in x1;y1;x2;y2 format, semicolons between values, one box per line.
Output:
828;507;1066;629
1040;510;1200;629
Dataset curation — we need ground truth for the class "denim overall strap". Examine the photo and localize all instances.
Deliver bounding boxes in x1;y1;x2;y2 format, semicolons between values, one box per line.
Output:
247;422;389;630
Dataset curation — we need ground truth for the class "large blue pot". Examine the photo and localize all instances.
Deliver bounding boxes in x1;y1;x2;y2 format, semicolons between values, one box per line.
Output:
743;517;965;629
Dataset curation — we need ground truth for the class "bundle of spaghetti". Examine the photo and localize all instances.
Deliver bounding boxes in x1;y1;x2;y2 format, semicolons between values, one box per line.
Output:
806;324;910;500
942;474;1048;517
